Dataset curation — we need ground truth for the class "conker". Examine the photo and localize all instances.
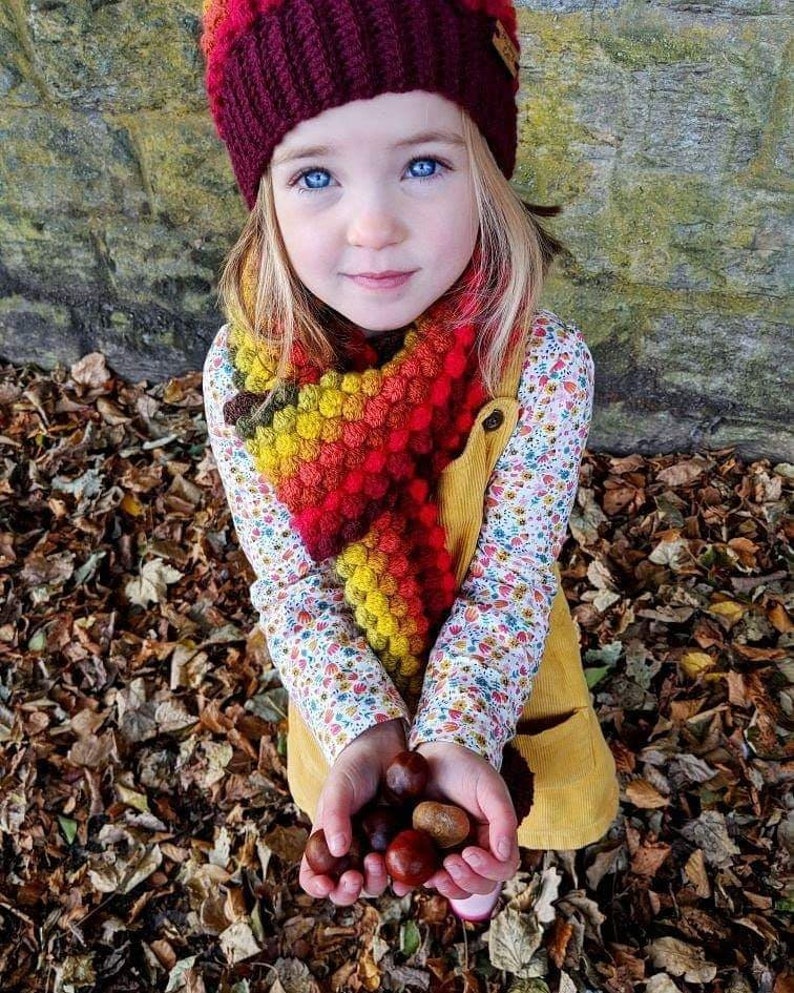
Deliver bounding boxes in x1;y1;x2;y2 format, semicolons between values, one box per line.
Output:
384;829;440;886
412;801;471;849
384;750;429;803
304;829;346;876
360;805;403;853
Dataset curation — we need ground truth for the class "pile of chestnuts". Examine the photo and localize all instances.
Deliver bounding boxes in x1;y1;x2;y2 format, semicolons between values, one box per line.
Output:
303;750;472;887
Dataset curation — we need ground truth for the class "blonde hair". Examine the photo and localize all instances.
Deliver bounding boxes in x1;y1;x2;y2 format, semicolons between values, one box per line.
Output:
218;109;560;394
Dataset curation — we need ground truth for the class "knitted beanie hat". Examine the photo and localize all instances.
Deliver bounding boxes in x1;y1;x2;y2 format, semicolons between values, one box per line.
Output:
202;0;521;208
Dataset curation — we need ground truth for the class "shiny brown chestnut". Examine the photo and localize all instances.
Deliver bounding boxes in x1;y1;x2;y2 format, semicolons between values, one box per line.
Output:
383;750;429;804
360;805;403;853
384;828;440;886
304;829;346;876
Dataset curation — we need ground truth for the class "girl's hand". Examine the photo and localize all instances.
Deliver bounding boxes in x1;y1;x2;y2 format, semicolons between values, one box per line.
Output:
299;718;406;905
414;741;520;901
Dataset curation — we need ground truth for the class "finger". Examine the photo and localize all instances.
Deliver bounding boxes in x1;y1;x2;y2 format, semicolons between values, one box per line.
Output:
460;845;518;882
361;853;389;898
425;867;470;901
299;859;336;900
443;853;498;895
327;868;365;907
391;880;414;898
319;786;356;858
476;782;519;866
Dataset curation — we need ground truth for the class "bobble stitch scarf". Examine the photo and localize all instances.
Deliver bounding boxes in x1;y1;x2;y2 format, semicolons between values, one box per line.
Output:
225;282;489;706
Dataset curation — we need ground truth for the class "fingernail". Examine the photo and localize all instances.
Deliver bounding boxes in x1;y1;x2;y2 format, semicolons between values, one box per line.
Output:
497;839;511;859
330;833;346;856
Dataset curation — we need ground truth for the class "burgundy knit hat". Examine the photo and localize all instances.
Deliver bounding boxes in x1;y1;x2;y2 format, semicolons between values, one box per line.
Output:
202;0;521;208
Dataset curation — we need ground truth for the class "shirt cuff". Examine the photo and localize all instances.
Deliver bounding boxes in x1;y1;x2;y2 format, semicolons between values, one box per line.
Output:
407;651;533;770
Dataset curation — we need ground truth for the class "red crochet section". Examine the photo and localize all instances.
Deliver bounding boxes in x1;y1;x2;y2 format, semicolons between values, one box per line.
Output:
286;320;485;562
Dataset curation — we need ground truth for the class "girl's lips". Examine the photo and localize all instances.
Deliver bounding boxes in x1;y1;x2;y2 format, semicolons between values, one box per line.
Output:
346;270;416;290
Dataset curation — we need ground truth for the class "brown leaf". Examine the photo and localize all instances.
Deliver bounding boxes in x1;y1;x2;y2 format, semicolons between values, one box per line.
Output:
67;732;117;769
727;536;760;569
656;458;709;487
219;919;260;964
70;352;112;390
768;602;794;633
546;917;574;969
262;825;309;863
125;559;183;607
585;845;624;890
630;840;671;879
683;849;711;898
625;779;669;809
648;937;717;984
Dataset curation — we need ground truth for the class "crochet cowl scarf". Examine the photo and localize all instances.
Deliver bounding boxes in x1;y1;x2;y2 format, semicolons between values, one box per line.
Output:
224;277;490;707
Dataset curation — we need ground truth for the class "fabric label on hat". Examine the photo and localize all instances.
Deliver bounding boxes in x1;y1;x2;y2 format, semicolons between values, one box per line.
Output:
492;19;519;79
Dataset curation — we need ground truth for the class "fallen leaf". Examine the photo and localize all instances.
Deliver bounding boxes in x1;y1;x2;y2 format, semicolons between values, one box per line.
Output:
680;651;717;679
546;918;573;969
707;599;747;629
89;842;162;895
630;840;671;878
272;956;321;993
657;459;708;487
681;811;740;867
219;919;260;965
125;559;184;607
558;973;577;993
645;975;682;993
768;602;794;633
683;849;711;899
625;779;669;809
648;937;717;984
532;868;562;925
488;907;544;978
649;536;690;570
165;956;200;993
70;352;111;390
585;845;623;890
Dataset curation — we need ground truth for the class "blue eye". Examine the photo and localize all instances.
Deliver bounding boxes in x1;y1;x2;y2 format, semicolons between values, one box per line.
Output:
407;158;440;179
298;168;331;189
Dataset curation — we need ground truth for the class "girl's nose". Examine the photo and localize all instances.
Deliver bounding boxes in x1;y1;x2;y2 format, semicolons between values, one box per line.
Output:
346;199;405;250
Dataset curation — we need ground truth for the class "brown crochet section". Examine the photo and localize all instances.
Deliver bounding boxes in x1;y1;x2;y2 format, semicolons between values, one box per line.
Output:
223;390;265;426
501;742;534;825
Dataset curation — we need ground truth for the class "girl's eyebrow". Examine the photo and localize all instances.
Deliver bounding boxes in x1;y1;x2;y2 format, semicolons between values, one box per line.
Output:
272;130;465;167
392;129;466;150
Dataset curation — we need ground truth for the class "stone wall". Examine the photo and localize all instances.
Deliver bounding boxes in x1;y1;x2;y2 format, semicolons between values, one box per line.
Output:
0;0;791;458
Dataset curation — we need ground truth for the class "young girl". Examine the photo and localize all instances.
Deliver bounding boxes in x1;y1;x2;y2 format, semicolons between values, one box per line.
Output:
201;0;618;920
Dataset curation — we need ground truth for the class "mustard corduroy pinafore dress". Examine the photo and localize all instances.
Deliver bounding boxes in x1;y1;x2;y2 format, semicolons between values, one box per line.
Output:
287;346;619;851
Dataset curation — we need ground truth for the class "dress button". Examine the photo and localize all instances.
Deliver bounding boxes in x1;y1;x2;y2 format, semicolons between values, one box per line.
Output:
482;409;504;432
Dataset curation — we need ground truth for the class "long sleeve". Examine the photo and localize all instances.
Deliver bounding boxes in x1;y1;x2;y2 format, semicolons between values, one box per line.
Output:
408;313;594;769
203;328;410;763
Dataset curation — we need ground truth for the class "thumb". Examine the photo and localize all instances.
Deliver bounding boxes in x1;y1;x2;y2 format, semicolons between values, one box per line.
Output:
478;773;519;865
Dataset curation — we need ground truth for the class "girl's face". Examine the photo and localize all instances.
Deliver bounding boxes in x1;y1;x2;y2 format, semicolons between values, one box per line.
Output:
270;91;479;336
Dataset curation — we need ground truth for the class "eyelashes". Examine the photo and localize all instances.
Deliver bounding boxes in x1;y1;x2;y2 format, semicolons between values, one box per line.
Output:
292;167;332;191
289;157;451;193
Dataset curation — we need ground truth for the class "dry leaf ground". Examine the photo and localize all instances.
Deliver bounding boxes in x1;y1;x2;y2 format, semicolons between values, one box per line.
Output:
0;357;792;993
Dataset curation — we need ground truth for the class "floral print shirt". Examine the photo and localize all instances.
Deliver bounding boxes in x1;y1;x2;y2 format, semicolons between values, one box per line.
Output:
203;311;593;770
